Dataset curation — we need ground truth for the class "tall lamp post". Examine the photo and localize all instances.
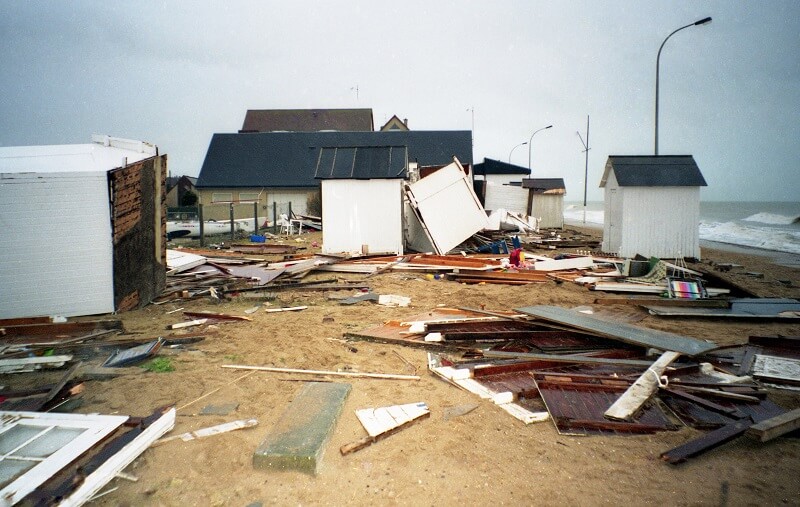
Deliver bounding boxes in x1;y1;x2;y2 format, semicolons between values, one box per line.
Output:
508;141;527;165
655;16;712;155
527;125;553;172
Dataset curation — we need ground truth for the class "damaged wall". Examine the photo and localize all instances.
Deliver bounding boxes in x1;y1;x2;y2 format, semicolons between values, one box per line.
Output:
110;155;167;311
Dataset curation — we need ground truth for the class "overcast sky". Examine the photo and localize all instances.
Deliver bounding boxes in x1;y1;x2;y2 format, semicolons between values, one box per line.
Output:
2;1;798;201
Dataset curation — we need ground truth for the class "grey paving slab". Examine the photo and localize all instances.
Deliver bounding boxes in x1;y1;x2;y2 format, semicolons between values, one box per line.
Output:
253;382;351;475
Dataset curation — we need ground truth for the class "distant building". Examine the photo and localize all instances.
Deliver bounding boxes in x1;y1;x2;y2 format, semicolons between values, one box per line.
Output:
239;108;374;133
472;158;530;214
195;130;472;222
379;115;409;131
0;135;167;318
522;178;566;229
166;175;197;207
600;155;707;259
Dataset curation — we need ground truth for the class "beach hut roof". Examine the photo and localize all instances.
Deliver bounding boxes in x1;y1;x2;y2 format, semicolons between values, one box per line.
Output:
473;158;531;176
522;177;566;194
600;155;707;188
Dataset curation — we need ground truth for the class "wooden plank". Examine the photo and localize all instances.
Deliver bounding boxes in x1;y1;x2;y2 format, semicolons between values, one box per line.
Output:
153;418;259;446
604;351;681;421
182;311;252;321
746;408;800;442
0;320;123;337
533;256;594;272
661;420;752;464
221;364;420;380
482;350;657;368
340;402;430;455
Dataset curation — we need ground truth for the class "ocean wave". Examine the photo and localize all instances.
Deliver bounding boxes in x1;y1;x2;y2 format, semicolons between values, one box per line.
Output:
563;208;605;225
742;212;800;225
699;221;800;255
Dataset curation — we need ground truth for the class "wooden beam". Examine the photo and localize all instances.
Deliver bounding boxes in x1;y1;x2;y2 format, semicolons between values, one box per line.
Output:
604;351;681;421
746;408;800;442
661;420;752;464
221;364;420;381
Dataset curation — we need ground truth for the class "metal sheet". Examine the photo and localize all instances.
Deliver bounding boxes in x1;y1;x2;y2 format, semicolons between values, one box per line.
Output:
515;305;718;356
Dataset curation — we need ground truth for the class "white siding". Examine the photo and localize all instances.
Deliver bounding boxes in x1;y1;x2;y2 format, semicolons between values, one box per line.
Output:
531;195;564;229
0;172;115;318
602;168;701;259
483;175;528;213
617;186;701;259
321;179;403;255
267;189;311;216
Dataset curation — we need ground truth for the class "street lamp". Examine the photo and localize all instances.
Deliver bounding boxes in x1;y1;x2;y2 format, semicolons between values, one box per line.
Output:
655;16;712;155
508;141;527;165
528;125;553;172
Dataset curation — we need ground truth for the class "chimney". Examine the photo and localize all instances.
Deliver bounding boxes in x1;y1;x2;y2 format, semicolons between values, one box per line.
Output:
403;118;408;127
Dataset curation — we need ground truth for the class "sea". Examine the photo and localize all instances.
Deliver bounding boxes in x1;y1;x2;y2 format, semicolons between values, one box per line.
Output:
563;201;800;266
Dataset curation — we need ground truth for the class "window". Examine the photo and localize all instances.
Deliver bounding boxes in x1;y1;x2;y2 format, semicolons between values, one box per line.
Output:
211;192;233;203
239;192;260;203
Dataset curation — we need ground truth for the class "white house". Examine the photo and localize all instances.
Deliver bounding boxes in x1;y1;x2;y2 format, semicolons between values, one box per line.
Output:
522;178;566;229
0;135;167;319
600;155;707;259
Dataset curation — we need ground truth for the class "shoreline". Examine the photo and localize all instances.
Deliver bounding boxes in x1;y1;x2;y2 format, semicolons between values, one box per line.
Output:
564;219;800;268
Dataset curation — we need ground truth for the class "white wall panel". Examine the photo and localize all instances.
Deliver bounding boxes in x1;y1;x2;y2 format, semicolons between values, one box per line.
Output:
321;179;403;255
531;195;564;229
0;172;114;318
483;175;528;214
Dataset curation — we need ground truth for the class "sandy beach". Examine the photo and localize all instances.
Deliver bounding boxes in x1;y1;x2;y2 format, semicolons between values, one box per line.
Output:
10;228;800;506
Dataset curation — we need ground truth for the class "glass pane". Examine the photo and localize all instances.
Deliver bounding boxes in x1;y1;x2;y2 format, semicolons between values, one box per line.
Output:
16;427;86;458
0;459;36;488
0;425;43;454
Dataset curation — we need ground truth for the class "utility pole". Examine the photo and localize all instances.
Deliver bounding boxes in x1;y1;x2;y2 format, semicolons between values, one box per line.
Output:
577;115;590;224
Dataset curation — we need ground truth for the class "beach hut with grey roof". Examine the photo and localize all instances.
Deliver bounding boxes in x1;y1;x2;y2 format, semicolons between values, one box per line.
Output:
600;155;707;259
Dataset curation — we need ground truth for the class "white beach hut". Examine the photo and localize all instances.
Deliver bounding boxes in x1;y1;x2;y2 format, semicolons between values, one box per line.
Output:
600;155;707;259
522;178;566;229
0;135;167;319
315;145;407;255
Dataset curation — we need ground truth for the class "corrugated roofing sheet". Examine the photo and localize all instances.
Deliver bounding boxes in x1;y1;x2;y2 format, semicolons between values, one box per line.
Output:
314;146;407;179
514;305;718;356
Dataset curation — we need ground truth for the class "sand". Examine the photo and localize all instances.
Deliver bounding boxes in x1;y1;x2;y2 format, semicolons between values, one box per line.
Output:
28;228;800;506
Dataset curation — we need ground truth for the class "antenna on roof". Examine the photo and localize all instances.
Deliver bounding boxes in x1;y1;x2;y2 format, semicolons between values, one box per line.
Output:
350;85;359;101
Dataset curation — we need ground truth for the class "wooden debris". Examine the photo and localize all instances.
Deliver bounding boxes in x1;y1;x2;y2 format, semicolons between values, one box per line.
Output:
153;418;259;446
605;351;681;421
746;408;800;442
168;318;208;330
221;364;420;380
340;402;430;455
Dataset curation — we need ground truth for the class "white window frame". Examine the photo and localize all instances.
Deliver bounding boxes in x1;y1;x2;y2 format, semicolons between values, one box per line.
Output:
0;411;129;505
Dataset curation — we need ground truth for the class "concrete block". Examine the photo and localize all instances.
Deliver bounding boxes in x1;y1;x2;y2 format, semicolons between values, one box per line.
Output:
253;382;351;475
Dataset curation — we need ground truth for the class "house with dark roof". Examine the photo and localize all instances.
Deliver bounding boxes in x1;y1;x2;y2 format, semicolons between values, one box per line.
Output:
239;108;374;133
472;158;531;213
600;155;707;259
195;130;472;221
379;115;410;131
521;178;566;229
166;175;198;207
